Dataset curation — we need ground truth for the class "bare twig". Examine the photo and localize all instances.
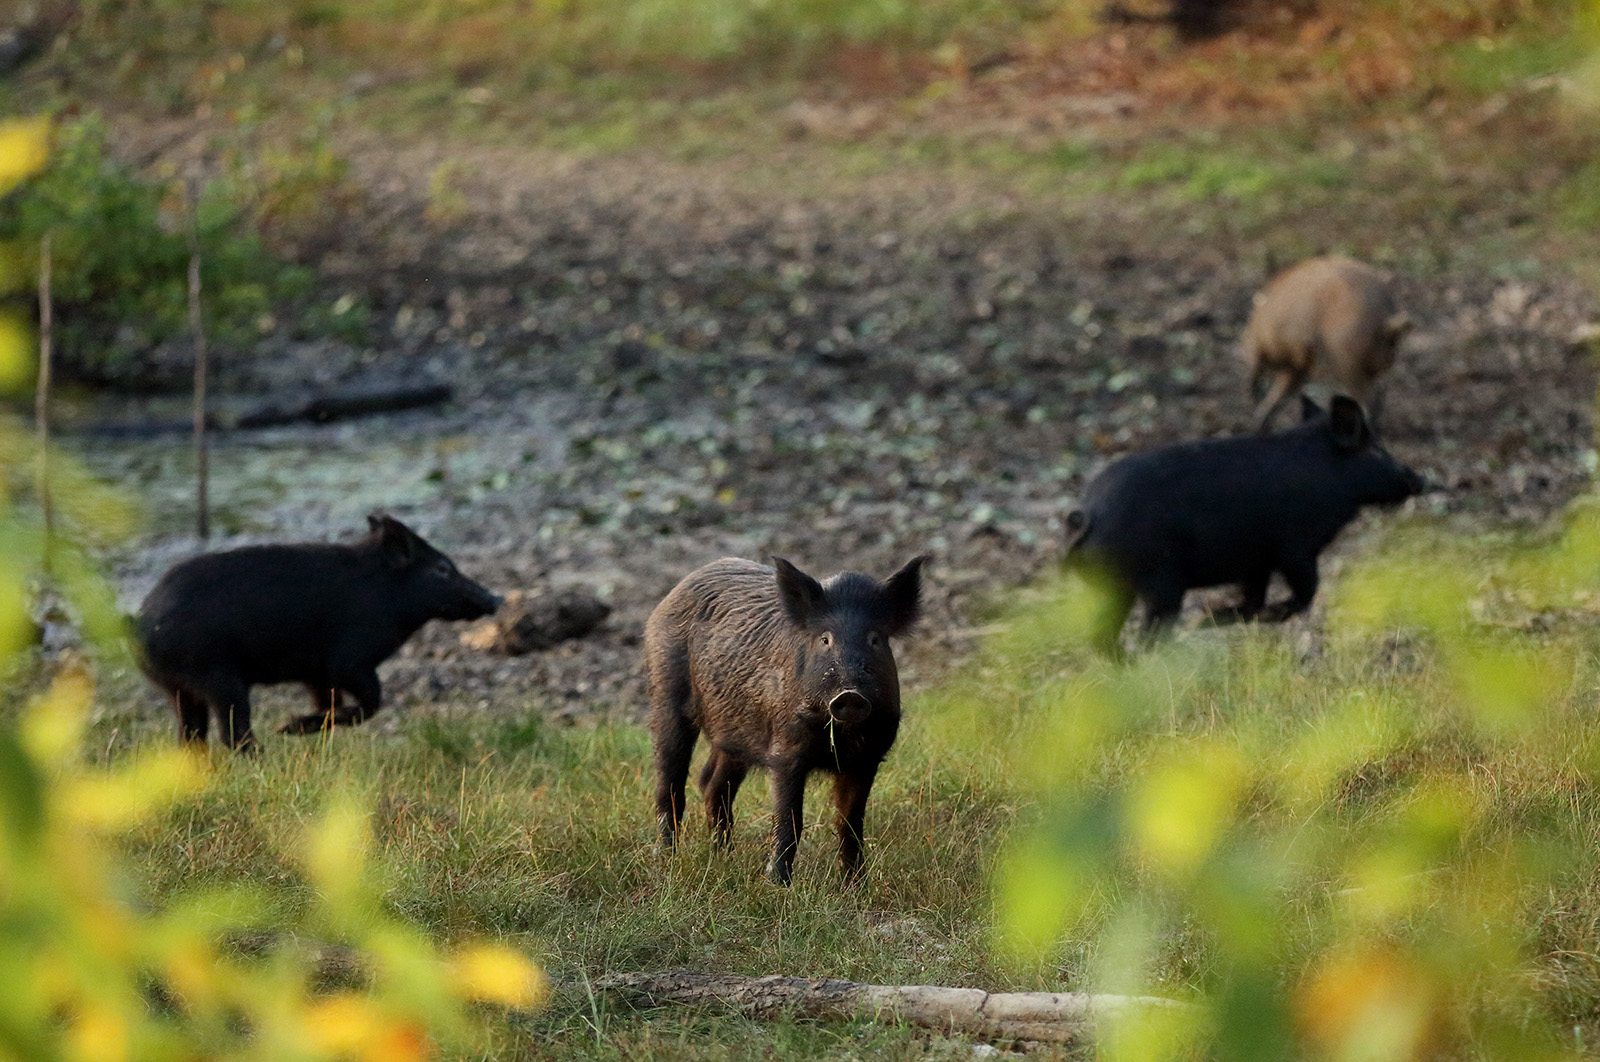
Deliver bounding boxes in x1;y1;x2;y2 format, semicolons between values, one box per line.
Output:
186;178;210;540
35;231;52;570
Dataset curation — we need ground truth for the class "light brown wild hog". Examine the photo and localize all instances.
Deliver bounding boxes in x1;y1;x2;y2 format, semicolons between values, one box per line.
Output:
1241;256;1410;432
645;555;925;886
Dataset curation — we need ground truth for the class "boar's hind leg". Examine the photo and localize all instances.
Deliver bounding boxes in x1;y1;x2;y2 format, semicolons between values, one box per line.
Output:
1252;368;1304;433
767;765;808;886
834;764;879;884
172;687;209;745
652;712;697;848
196;675;256;753
700;748;749;848
279;685;341;736
649;651;698;848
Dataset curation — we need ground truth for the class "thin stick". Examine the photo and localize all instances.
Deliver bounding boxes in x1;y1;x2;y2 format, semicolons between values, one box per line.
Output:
36;232;52;572
187;178;210;540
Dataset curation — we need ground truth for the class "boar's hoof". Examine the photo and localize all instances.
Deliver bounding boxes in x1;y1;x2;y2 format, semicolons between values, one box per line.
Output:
827;691;871;724
278;712;334;736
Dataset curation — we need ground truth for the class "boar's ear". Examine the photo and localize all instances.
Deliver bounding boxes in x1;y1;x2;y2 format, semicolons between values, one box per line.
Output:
772;557;826;629
880;555;927;638
1298;394;1324;423
374;515;419;566
1328;395;1371;453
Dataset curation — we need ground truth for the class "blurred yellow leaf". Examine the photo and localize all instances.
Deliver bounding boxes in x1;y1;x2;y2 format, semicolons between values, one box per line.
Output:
1334;558;1471;637
0;309;32;395
61;749;209;832
993;842;1087;960
1447;642;1563;735
0;116;51;197
164;939;220;1010
1126;745;1245;876
305;797;370;906
64;1001;129;1062
448;944;547;1009
0;556;31;662
1298;946;1441;1062
303;993;432;1062
22;665;94;766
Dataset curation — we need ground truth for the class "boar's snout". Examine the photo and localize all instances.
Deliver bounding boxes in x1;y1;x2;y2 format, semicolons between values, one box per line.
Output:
445;579;501;621
828;690;872;724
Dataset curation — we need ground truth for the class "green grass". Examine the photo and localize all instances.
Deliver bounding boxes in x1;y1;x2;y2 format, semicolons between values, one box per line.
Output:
40;510;1600;1058
79;694;1023;1058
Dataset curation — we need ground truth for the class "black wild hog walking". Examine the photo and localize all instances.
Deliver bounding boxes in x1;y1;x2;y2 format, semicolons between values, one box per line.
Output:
1242;256;1411;432
1064;396;1424;654
134;514;500;750
645;555;926;885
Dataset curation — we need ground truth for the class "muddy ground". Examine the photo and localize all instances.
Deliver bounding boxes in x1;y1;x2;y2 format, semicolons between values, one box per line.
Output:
74;137;1598;735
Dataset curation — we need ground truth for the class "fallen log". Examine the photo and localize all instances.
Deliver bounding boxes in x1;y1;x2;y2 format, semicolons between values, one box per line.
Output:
598;970;1194;1046
460;588;610;655
79;381;454;438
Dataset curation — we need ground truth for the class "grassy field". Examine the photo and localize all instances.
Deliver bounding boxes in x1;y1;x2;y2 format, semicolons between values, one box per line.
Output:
38;508;1600;1060
4;0;1600;1058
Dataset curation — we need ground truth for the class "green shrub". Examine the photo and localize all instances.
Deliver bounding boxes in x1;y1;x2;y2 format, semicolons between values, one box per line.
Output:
0;114;315;385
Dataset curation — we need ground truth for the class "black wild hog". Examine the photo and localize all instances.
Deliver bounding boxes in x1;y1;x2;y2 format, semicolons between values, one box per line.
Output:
1242;256;1410;432
134;514;500;750
1064;396;1424;653
645;555;926;885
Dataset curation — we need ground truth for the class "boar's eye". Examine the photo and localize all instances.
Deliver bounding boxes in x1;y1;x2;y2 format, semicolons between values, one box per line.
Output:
431;558;454;577
868;630;882;649
819;632;833;648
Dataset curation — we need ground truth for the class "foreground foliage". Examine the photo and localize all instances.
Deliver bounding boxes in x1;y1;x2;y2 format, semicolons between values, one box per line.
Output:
0;117;543;1062
957;507;1600;1060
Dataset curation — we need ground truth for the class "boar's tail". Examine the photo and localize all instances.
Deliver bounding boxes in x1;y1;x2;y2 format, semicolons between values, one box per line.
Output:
1063;508;1091;556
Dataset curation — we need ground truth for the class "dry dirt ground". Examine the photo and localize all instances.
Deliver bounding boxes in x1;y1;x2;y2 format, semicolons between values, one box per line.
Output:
75;134;1598;737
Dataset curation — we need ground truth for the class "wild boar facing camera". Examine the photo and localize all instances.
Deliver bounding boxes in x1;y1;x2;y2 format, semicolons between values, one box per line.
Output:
134;514;500;751
645;555;926;886
1065;396;1425;654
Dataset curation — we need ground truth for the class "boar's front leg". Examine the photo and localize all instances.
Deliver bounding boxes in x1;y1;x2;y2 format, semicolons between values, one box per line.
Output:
834;764;879;884
1207;572;1271;626
1260;557;1319;622
1087;581;1135;658
329;670;382;726
1138;578;1187;641
767;763;808;886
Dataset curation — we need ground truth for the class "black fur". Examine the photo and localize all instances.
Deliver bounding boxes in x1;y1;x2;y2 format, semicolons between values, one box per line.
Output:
135;514;500;750
1065;396;1424;653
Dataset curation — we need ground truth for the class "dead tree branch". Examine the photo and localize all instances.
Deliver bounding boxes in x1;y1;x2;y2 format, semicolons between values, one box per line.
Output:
599;970;1193;1046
